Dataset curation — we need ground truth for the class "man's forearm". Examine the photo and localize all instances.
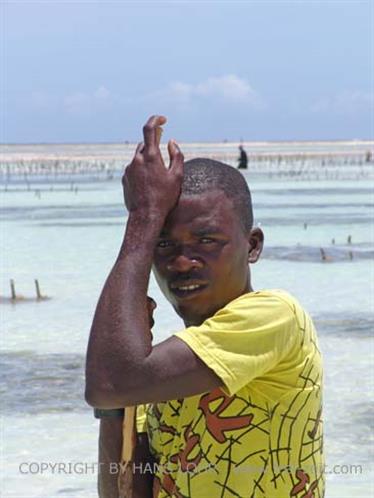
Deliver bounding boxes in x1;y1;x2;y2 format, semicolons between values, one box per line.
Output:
85;212;163;407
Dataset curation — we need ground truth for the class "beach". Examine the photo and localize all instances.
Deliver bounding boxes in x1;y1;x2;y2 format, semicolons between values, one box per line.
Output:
1;141;373;497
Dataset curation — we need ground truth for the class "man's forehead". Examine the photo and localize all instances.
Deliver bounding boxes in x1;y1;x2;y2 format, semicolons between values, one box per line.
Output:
178;189;232;208
161;191;236;234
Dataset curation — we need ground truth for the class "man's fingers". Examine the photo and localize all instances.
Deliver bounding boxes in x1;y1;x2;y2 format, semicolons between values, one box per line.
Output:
142;115;167;149
147;296;156;331
135;142;144;154
134;142;145;161
147;296;157;312
168;140;184;178
124;143;144;176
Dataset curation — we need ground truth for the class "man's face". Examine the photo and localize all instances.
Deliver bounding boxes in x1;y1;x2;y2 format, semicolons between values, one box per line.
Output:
152;189;262;326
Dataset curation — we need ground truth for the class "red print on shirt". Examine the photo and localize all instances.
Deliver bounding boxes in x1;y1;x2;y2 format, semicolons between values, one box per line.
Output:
199;388;253;443
170;424;202;472
290;469;318;498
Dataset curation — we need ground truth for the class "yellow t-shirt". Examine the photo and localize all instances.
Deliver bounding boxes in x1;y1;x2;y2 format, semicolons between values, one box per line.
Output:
140;290;324;498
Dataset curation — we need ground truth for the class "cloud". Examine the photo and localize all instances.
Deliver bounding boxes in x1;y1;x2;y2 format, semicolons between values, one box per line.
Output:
63;86;111;115
310;91;374;114
194;75;257;103
94;85;111;100
146;75;264;109
63;92;91;115
334;91;373;113
166;81;193;103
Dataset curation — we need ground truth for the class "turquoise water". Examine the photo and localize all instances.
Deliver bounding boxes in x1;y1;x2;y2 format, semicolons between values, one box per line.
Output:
1;144;373;497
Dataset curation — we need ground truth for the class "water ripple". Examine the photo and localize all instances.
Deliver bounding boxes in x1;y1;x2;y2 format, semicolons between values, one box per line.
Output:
0;351;87;415
262;245;374;261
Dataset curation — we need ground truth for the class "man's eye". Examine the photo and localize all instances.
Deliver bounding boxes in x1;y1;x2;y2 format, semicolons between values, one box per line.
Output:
157;240;172;248
200;237;214;244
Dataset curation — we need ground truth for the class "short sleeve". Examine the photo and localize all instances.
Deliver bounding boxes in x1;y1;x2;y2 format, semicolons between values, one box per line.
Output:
136;404;148;433
174;291;298;396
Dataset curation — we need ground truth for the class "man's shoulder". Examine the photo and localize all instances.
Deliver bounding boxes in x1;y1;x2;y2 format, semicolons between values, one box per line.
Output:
181;289;304;339
211;289;311;339
224;288;302;316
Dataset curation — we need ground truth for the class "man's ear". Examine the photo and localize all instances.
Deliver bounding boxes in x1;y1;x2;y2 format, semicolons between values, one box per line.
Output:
247;227;264;264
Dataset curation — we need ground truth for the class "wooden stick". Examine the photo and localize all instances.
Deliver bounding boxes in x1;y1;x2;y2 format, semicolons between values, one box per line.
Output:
10;279;16;300
122;406;136;462
35;279;42;299
118;406;136;498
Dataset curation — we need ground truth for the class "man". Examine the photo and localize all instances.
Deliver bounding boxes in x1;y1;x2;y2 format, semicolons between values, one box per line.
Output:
85;115;324;497
238;145;248;169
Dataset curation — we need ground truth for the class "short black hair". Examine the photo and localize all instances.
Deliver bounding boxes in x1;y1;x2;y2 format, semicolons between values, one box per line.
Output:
182;158;253;231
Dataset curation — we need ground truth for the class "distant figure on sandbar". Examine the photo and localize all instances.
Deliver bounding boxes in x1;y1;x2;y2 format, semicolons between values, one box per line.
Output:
365;150;372;163
238;145;248;169
320;248;332;262
347;235;352;245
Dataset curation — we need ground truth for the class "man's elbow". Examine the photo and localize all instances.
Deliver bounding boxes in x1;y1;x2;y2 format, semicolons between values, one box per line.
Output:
85;366;124;408
85;362;147;408
85;385;105;408
85;383;132;409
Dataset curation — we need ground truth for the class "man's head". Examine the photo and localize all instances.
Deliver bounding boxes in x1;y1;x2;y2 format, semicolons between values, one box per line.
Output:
153;158;263;326
181;158;253;232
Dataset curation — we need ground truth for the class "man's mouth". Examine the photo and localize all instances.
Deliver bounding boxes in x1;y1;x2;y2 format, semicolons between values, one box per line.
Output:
169;282;208;298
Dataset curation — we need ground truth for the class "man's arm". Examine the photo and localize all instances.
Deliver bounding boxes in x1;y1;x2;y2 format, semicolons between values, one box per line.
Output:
85;115;221;409
98;418;153;498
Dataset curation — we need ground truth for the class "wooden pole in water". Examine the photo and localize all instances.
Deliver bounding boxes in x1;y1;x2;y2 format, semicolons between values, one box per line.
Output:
10;279;16;300
35;279;42;299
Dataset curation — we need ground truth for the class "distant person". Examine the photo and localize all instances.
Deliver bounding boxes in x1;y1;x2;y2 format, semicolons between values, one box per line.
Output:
320;248;332;262
237;145;248;169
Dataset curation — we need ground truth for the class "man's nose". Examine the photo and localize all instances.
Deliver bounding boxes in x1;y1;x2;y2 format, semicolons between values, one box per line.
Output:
166;251;203;273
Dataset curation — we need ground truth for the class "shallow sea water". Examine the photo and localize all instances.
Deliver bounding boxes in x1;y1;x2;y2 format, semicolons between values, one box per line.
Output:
1;143;373;497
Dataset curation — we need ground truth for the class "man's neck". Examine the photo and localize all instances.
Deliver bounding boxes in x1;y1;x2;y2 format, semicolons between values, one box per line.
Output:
183;280;253;328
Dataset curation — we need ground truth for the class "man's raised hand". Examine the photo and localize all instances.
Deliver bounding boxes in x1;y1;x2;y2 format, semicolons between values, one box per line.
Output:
122;115;184;218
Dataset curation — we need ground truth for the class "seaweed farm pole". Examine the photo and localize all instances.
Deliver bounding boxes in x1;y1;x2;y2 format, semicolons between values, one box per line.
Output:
35;279;42;299
10;279;16;300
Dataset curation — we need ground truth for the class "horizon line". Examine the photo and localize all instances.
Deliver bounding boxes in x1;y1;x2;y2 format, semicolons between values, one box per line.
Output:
1;138;373;147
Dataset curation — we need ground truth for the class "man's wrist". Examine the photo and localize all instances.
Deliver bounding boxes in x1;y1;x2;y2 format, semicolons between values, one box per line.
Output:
127;209;166;228
124;210;165;250
94;408;124;419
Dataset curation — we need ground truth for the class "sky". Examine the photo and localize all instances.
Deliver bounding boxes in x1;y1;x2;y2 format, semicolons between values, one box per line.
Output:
1;0;373;143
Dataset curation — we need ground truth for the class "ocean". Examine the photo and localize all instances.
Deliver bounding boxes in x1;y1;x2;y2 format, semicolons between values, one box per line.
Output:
1;141;373;497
